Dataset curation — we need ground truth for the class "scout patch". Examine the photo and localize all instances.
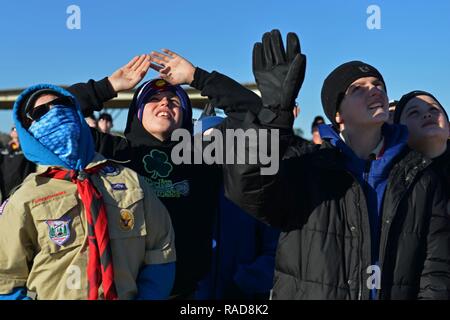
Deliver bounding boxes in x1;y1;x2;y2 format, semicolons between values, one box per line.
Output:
111;183;127;191
119;209;134;231
46;218;71;246
0;199;9;215
100;165;120;177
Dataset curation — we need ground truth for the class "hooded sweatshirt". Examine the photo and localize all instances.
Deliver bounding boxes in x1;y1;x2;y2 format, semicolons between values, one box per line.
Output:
68;68;260;297
13;84;95;170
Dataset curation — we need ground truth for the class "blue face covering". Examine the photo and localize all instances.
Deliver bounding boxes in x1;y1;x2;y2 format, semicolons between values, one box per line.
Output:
28;105;81;170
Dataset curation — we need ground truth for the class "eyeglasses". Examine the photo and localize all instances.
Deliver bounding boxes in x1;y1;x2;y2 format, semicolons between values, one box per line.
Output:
26;96;75;122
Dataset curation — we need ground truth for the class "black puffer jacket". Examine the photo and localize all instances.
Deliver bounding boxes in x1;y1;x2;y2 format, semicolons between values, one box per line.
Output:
431;141;450;196
225;135;450;300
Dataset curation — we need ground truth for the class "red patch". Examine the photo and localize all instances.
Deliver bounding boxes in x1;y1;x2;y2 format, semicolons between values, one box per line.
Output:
33;191;67;205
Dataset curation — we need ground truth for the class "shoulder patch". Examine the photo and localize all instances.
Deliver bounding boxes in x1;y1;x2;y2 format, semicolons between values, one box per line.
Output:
100;165;121;177
46;218;71;246
111;183;127;191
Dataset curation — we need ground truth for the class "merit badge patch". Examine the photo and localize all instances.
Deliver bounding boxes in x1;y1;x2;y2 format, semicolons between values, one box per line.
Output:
100;165;120;177
111;183;127;191
46;218;71;246
0;199;9;215
119;209;134;231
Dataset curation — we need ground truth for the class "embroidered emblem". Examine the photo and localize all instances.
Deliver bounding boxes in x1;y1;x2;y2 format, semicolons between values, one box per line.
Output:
100;165;120;177
144;177;190;198
119;209;134;231
46;218;71;246
359;65;371;73
142;150;189;197
143;150;173;179
155;79;167;87
111;183;127;191
33;191;67;206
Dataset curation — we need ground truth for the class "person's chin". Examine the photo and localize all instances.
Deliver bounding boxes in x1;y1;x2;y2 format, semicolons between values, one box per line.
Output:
421;126;448;139
367;114;388;126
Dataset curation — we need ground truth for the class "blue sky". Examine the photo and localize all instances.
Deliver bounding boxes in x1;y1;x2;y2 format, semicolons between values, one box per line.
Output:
1;0;449;138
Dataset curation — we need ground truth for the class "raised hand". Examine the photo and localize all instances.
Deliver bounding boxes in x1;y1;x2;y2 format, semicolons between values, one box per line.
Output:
149;49;196;86
252;29;306;128
108;54;151;92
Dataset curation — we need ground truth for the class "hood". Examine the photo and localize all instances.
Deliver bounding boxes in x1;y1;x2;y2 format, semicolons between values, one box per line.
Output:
13;84;95;170
124;79;193;146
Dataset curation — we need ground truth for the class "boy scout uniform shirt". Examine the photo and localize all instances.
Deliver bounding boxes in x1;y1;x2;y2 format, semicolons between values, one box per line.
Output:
0;154;176;300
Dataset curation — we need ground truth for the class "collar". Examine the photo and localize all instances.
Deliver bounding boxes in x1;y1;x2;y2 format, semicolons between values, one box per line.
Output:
338;131;385;160
35;153;108;174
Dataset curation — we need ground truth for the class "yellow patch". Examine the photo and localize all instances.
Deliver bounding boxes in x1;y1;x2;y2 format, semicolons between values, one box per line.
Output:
155;79;167;87
119;209;134;231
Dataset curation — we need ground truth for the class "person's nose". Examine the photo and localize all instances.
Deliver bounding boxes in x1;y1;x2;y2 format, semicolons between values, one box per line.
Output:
368;84;383;98
159;97;170;107
423;111;432;119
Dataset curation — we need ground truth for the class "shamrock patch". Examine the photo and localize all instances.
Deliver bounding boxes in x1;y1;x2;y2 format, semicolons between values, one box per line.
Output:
143;150;173;179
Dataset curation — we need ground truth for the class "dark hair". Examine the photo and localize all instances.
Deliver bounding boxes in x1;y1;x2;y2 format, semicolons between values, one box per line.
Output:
311;116;325;133
393;90;448;124
98;112;113;122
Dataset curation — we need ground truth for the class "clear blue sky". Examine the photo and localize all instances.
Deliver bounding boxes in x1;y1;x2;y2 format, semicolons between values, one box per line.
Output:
1;0;449;138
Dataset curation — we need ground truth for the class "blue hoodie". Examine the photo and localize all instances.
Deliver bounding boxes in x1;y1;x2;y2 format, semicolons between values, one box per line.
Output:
13;84;95;170
319;123;408;299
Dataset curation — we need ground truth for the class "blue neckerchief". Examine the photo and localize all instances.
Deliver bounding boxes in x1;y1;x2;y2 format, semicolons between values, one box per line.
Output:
13;84;95;170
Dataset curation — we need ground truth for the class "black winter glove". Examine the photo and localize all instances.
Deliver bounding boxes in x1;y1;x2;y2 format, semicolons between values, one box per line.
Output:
252;29;306;129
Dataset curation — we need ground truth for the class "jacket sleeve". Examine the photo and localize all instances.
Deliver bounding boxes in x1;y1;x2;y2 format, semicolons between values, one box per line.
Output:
190;67;303;230
0;199;37;295
67;77;117;117
140;176;176;265
0;287;31;300
88;127;130;161
137;177;176;298
220;116;301;230
136;263;175;300
233;222;280;295
191;67;263;122
418;176;450;299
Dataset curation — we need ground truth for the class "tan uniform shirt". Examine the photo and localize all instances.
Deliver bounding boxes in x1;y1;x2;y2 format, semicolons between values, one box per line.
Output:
0;154;175;299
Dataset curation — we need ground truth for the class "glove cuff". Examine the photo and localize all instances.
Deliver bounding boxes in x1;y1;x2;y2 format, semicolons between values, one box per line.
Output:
257;106;294;129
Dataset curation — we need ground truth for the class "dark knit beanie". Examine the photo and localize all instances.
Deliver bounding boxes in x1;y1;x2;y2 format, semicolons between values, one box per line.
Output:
393;90;448;124
321;61;386;126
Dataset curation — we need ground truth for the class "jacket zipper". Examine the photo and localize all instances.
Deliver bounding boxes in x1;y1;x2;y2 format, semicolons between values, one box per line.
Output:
364;157;375;300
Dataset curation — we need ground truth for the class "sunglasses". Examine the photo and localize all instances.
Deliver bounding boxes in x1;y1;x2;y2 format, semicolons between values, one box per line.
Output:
26;96;75;122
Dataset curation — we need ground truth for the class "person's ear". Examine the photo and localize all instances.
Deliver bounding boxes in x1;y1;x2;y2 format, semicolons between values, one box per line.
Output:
293;105;300;118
